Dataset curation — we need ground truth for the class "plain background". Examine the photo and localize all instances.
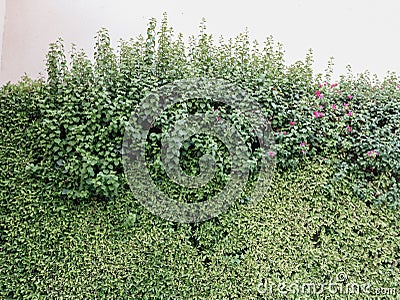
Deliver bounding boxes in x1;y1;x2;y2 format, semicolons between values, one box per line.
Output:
1;0;400;84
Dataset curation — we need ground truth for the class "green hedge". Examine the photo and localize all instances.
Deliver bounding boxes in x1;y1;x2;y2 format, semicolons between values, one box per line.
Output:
1;154;399;299
1;14;400;299
2;14;396;207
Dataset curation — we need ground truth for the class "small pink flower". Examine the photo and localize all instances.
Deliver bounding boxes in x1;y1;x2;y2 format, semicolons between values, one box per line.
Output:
331;83;338;88
397;84;400;89
268;151;275;158
318;83;322;88
290;121;296;126
302;149;306;154
319;105;323;109
348;111;353;116
346;125;352;132
300;142;306;147
283;131;287;135
332;104;337;110
315;90;323;99
348;94;353;99
343;102;349;107
367;150;379;158
314;111;324;118
324;82;329;87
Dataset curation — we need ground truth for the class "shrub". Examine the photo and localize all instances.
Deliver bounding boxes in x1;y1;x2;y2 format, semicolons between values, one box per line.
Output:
3;13;399;207
1;13;400;300
1;156;400;299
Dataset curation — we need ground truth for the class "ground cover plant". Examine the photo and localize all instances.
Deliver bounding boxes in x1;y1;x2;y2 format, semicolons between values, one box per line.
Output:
1;14;399;299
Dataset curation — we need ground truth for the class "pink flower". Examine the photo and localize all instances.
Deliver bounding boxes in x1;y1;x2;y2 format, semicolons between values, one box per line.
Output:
346;125;352;132
302;149;306;155
347;94;353;99
300;142;306;147
268;151;275;158
397;84;400;89
343;102;349;107
314;111;324;118
318;83;322;88
283;131;287;135
315;90;323;99
332;104;337;110
319;105;323;109
348;111;353;116
331;83;338;88
324;82;329;87
367;150;379;158
289;121;296;126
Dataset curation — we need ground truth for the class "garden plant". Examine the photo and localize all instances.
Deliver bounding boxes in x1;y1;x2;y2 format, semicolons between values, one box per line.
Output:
1;14;399;299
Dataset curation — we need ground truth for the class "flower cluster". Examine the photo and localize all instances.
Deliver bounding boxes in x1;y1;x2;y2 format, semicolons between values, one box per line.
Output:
279;80;392;175
315;90;323;99
313;111;324;118
367;150;379;158
300;141;308;155
313;84;354;134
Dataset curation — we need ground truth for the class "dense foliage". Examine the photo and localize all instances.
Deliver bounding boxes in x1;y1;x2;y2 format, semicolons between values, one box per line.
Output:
1;14;399;299
39;16;400;206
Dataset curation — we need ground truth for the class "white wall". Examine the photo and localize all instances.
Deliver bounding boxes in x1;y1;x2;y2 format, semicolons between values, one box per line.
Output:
1;0;400;84
0;0;5;72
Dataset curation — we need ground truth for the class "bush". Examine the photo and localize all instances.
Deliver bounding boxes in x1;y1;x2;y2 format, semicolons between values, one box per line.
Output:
37;14;399;207
1;156;400;299
1;13;400;299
